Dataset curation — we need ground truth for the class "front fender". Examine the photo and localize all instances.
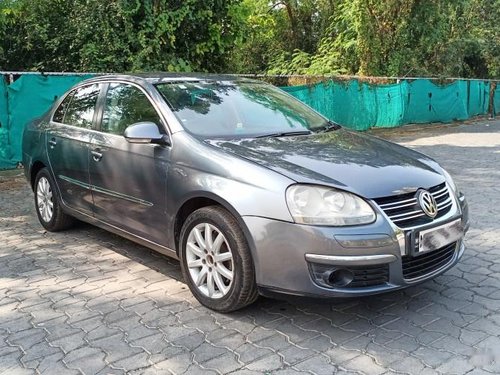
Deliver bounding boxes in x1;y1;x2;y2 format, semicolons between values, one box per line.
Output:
164;132;296;251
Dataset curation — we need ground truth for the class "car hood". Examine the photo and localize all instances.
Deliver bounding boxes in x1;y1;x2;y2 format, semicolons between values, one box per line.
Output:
206;129;445;198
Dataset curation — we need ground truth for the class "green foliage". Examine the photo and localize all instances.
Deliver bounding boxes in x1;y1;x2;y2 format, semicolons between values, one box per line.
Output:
0;0;498;78
227;0;286;73
0;0;245;72
468;0;500;78
252;0;499;78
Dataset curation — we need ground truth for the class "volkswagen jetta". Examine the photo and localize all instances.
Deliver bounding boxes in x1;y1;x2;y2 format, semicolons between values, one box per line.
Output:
22;74;469;312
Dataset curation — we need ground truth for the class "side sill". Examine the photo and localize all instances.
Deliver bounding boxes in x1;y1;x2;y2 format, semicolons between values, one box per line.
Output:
61;204;179;260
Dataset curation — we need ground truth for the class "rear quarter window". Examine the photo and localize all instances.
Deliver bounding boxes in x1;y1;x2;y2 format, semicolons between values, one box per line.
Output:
52;91;74;123
53;84;100;128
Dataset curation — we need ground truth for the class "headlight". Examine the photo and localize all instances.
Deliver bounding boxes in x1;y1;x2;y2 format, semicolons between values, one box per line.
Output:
442;169;458;193
286;185;376;226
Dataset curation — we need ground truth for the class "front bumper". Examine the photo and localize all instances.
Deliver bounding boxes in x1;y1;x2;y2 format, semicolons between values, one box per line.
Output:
244;193;469;299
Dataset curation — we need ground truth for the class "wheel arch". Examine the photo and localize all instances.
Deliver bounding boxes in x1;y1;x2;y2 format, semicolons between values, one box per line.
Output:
30;160;47;191
173;192;256;258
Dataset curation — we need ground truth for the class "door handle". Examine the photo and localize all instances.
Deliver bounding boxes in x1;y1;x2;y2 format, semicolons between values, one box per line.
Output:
48;138;57;148
91;149;103;161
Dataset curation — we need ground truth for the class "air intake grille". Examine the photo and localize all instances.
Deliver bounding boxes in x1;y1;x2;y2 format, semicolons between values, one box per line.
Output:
309;263;389;289
374;183;452;229
347;265;390;288
402;242;456;280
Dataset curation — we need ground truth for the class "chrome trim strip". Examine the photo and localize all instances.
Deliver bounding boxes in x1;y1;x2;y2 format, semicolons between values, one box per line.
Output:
433;190;448;199
91;185;154;207
431;186;448;195
305;253;397;266
58;175;153;207
437;198;452;208
58;175;91;190
379;197;417;208
392;212;426;222
390;209;425;220
383;200;418;210
438;203;453;212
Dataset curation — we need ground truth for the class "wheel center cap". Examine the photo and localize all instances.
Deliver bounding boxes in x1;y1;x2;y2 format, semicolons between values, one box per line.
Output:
206;254;214;266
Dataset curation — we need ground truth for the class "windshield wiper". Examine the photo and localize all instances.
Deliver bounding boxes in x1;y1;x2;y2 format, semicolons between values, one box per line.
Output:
255;130;312;138
317;120;342;133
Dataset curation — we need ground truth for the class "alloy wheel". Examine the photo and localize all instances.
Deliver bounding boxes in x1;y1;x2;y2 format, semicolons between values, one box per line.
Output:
185;223;234;299
36;176;54;222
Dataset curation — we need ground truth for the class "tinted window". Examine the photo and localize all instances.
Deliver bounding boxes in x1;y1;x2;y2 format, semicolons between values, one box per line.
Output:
63;84;100;128
53;91;75;123
155;81;327;138
101;83;161;135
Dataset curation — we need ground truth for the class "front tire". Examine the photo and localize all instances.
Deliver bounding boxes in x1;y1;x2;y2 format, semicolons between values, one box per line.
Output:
179;206;258;312
34;168;75;232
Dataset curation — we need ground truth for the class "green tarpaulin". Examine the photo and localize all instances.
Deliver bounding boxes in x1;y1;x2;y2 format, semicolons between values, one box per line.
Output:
403;80;469;124
467;80;490;117
282;79;491;131
494;84;500;116
0;78;14;169
7;74;92;164
284;80;409;130
0;74;497;169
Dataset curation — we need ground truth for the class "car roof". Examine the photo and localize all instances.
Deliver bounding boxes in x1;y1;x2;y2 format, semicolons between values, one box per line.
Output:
81;73;261;86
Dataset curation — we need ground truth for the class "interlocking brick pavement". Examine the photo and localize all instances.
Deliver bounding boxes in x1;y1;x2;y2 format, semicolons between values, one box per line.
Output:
1;118;499;374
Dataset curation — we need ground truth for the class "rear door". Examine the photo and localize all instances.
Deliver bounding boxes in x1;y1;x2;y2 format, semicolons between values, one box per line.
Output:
47;84;101;214
89;82;171;245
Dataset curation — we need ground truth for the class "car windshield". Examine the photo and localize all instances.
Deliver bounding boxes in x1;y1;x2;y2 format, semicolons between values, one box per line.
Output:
155;81;334;138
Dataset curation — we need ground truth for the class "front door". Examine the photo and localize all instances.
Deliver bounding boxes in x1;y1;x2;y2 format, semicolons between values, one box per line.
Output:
47;83;101;215
89;82;171;245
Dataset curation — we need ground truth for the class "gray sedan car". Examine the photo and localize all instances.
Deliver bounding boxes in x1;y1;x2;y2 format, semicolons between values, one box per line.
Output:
22;74;469;312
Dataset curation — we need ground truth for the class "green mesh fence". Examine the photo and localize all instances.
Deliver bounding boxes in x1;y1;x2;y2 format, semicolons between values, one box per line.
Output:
283;80;409;130
0;74;498;169
402;80;468;124
282;79;491;131
0;78;14;169
6;74;92;166
494;84;500;116
467;80;490;116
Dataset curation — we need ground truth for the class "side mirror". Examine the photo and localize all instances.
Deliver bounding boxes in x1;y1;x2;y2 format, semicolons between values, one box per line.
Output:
124;122;170;146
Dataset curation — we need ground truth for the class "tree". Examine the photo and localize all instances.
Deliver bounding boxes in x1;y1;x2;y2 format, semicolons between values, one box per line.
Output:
0;0;246;73
469;0;500;78
254;0;499;78
0;0;498;78
230;0;339;74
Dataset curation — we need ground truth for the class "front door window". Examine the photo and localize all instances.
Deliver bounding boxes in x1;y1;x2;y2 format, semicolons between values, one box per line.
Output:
101;83;162;135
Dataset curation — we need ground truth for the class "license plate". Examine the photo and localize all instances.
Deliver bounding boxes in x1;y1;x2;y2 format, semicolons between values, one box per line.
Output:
418;219;463;253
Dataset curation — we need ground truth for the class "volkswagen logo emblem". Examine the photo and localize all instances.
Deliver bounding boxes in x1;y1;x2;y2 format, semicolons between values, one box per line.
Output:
417;190;438;218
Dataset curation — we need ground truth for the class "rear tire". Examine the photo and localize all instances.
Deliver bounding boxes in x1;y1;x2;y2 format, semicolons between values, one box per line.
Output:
179;206;258;312
34;168;75;232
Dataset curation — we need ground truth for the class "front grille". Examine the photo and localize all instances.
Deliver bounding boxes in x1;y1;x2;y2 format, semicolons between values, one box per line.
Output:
402;242;456;280
374;183;453;228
